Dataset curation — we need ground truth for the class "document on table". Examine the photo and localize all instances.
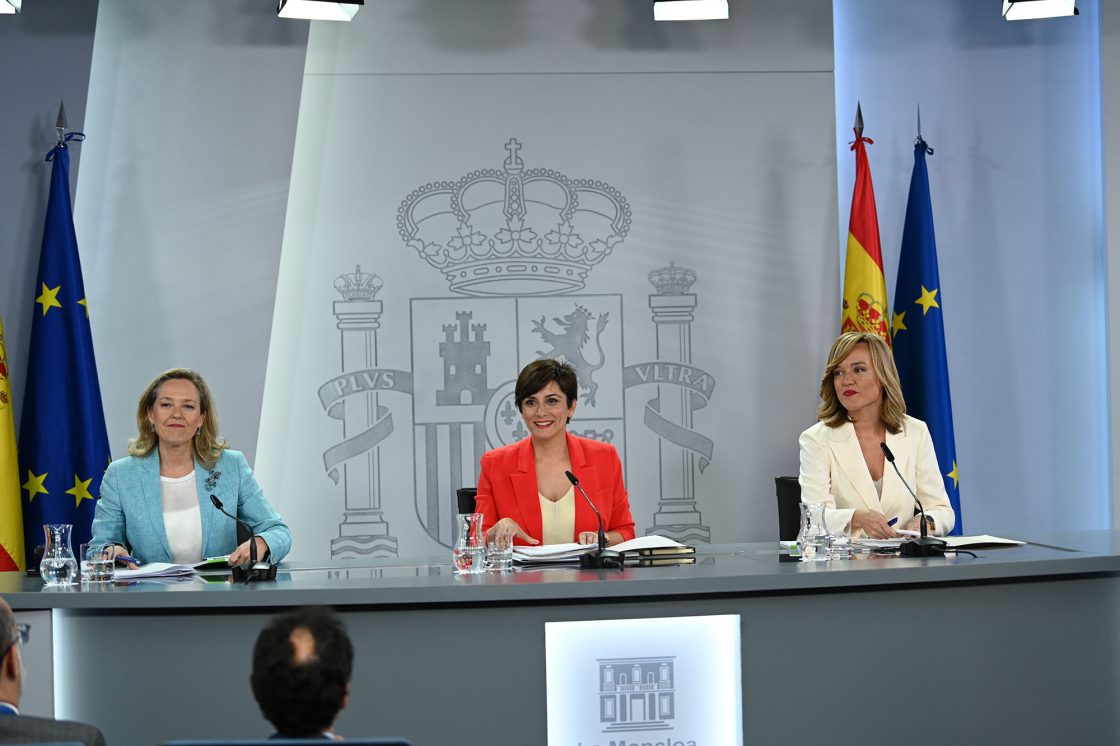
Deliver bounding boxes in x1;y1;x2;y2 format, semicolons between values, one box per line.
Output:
115;562;196;580
513;543;592;564
613;535;690;554
939;534;1025;548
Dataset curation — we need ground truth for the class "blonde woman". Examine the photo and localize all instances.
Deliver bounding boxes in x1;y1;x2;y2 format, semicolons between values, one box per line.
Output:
91;368;290;567
798;332;955;539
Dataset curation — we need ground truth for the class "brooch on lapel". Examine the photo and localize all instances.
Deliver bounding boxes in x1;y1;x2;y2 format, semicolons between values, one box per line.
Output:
204;470;222;492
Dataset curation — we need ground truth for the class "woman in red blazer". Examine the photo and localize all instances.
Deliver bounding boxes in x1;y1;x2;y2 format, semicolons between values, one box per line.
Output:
475;359;636;546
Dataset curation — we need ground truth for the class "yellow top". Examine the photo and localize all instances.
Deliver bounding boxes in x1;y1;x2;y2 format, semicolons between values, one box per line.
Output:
539;487;576;545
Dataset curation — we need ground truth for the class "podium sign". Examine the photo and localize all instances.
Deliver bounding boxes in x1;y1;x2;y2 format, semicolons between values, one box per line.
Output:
545;615;742;746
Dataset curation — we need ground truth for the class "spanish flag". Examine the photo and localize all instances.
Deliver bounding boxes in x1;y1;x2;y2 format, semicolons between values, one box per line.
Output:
0;315;24;571
841;104;890;343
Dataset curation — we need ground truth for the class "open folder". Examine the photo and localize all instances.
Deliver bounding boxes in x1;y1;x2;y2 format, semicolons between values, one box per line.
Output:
114;557;271;580
513;535;695;565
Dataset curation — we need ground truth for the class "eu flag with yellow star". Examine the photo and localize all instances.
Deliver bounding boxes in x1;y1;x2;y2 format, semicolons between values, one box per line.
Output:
17;134;111;567
891;137;961;534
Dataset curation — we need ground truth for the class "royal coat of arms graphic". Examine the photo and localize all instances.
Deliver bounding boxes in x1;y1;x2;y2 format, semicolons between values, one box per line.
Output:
319;139;716;558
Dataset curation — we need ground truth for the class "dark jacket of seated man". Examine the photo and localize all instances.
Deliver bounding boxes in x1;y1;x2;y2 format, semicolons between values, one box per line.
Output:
0;598;106;746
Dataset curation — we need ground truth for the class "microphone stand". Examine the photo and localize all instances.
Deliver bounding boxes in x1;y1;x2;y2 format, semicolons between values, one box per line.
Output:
565;471;624;570
210;495;277;583
879;444;946;559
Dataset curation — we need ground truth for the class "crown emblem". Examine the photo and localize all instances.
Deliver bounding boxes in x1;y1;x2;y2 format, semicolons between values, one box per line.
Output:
842;293;889;340
397;138;631;296
648;261;697;295
334;265;383;301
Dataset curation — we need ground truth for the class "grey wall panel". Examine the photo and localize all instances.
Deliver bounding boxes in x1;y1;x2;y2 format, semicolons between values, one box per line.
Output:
74;0;309;462
257;2;838;561
0;0;99;431
834;0;1108;536
305;0;834;75
1103;2;1120;527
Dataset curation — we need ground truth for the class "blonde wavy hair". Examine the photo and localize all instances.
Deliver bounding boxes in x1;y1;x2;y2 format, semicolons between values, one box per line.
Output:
129;368;227;469
817;332;906;433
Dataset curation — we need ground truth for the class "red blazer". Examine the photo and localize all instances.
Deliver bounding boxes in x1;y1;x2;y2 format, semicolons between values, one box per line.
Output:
475;432;636;545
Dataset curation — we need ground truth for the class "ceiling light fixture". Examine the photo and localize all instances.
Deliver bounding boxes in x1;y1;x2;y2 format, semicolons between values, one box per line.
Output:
1003;0;1078;20
653;0;729;22
0;0;22;15
278;0;362;22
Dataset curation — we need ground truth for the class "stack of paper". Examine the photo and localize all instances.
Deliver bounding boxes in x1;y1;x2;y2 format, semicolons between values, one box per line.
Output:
513;543;592;565
115;562;196;580
615;535;694;555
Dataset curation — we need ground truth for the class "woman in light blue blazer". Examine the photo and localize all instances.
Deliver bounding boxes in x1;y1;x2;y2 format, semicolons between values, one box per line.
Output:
91;368;290;567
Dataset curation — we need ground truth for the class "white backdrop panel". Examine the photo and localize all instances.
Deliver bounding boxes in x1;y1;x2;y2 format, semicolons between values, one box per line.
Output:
258;49;838;560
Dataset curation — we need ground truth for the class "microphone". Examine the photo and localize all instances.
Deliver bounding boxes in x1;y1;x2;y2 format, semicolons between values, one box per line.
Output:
879;444;946;558
210;494;275;582
564;471;623;570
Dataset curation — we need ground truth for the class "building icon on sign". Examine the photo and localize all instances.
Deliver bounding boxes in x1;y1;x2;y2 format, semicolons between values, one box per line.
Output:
598;656;676;732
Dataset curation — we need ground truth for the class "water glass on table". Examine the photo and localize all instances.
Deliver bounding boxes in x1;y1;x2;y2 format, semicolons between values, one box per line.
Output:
80;542;115;582
485;531;514;573
824;510;853;560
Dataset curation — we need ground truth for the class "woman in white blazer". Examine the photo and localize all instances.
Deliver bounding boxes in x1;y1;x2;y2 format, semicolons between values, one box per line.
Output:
799;332;954;539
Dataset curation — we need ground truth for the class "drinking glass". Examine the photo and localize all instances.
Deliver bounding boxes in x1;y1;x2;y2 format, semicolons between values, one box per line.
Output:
453;512;485;575
81;542;115;582
824;510;853;560
485;531;514;573
40;524;78;585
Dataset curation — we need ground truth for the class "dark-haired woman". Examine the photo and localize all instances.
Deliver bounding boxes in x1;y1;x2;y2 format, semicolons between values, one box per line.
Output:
475;359;635;546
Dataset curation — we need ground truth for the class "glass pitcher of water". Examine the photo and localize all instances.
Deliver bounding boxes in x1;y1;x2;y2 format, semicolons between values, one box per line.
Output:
40;523;78;585
796;503;831;562
452;512;485;575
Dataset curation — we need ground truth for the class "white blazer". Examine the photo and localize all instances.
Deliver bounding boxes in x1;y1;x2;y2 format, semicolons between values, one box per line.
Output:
798;415;955;537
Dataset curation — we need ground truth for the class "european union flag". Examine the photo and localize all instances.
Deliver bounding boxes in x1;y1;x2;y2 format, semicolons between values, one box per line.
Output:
891;138;961;534
18;135;111;567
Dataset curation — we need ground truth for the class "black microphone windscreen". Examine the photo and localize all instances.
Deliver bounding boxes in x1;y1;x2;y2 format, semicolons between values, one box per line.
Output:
564;470;579;485
210;494;223;510
880;442;895;463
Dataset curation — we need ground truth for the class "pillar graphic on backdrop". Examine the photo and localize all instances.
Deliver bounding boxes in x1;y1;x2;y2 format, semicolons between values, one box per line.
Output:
319;267;413;559
642;262;712;543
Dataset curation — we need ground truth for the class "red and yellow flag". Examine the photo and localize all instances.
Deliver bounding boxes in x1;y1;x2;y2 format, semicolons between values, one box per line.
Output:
842;124;890;344
0;315;24;571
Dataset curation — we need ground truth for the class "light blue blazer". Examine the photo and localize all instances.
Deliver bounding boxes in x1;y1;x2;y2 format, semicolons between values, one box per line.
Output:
91;449;291;564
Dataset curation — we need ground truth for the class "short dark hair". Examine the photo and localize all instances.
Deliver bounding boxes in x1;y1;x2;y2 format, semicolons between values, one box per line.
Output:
515;359;578;412
251;607;354;738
